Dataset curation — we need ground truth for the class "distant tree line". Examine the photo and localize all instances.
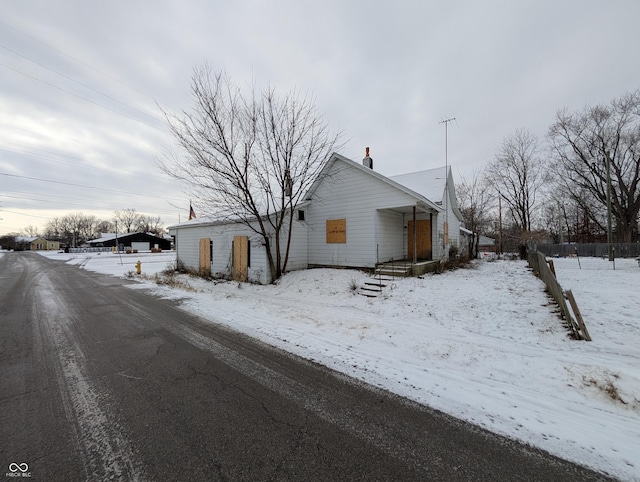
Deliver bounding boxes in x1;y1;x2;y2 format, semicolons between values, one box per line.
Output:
2;208;165;249
457;88;640;256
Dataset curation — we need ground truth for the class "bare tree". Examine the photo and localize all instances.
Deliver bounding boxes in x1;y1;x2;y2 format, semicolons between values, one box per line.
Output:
161;66;342;281
44;213;101;246
23;225;40;237
66;212;99;246
548;89;640;242
113;209;140;234
95;220;115;236
456;170;494;258
44;217;64;241
486;128;547;236
135;215;164;236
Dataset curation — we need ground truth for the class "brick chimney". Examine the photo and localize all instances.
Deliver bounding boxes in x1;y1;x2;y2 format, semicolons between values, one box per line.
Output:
362;147;373;169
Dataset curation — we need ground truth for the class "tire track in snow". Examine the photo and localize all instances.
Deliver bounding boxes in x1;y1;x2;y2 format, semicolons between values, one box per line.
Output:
34;274;146;481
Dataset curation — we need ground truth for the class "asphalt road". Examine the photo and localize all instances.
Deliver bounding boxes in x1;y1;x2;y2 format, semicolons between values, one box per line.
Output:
0;252;612;481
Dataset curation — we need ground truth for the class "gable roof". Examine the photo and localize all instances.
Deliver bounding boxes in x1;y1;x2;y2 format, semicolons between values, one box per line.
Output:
169;152;462;230
304;152;442;212
390;165;464;222
388;166;448;203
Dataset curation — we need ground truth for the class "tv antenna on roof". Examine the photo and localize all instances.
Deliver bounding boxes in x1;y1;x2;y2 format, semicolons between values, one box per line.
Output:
439;117;455;251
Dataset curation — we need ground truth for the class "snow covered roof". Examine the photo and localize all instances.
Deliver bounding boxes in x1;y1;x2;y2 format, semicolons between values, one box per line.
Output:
389;166;448;204
89;233;118;243
15;236;38;242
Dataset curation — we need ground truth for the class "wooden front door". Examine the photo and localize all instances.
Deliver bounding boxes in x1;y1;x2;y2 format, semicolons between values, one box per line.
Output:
408;220;432;260
233;236;248;282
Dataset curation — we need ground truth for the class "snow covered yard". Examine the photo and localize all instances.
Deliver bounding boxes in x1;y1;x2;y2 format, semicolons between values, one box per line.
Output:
38;251;640;480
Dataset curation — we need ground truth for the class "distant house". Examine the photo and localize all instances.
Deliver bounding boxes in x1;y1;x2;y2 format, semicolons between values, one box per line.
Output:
15;236;60;251
169;152;465;284
460;228;496;258
87;232;172;251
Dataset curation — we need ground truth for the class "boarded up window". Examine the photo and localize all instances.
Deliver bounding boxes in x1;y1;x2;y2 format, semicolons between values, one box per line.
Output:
408;220;432;260
233;236;249;282
199;238;211;276
326;219;346;244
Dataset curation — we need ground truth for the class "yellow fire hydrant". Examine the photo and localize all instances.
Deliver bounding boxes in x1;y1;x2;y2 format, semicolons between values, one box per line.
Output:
135;260;141;275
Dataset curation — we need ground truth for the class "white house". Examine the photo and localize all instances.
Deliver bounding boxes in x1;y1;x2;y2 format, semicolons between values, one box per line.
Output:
168;152;464;284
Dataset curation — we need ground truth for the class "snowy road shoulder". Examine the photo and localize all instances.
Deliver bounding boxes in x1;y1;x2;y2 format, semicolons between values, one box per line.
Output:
39;251;640;481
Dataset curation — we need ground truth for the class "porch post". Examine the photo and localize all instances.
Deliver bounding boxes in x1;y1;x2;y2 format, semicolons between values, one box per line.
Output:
412;205;417;264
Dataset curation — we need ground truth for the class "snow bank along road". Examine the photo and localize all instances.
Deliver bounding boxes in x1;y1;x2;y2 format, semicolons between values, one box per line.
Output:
0;252;610;481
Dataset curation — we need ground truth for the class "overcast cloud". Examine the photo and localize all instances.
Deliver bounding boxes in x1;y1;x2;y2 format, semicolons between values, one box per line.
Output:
1;0;639;235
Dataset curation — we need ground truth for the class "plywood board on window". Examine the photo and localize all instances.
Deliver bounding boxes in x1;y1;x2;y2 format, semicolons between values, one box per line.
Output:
233;235;248;282
199;238;211;276
326;219;346;244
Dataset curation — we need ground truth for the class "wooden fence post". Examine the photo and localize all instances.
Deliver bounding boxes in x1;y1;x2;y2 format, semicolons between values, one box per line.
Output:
565;290;592;341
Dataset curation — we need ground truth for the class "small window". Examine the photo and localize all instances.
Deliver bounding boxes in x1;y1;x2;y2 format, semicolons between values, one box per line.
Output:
298;210;305;221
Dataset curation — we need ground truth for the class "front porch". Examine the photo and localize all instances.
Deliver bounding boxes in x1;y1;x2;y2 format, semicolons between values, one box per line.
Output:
375;202;442;267
375;259;440;278
358;258;441;297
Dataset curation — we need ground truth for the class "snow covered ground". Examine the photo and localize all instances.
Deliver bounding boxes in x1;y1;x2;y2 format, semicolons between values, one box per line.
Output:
36;250;640;480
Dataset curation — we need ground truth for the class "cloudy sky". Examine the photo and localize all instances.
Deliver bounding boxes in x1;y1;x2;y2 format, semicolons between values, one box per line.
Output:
1;1;639;236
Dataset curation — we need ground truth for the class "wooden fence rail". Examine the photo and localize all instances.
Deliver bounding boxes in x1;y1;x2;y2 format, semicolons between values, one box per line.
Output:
527;250;590;341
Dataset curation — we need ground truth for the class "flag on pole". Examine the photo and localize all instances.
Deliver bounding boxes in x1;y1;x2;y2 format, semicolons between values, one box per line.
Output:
189;203;196;220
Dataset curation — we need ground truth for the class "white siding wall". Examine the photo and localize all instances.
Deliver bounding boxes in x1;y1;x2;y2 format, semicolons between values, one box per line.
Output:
307;161;423;268
173;225;206;269
275;214;308;272
431;188;461;259
375;210;404;262
208;223;271;283
172;214;308;284
172;223;270;283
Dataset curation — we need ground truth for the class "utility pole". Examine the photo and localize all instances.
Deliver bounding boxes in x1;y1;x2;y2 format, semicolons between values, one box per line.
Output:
605;151;614;264
498;195;503;255
439;117;455;256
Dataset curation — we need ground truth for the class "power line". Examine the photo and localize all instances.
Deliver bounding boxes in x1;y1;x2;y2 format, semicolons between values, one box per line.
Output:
0;143;175;185
0;43;165;126
0;62;163;129
0;208;51;220
0;19;164;107
0;192;180;216
0;172;185;202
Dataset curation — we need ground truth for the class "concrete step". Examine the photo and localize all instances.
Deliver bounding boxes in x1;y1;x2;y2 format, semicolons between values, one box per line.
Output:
376;268;411;277
360;286;383;293
364;282;387;288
